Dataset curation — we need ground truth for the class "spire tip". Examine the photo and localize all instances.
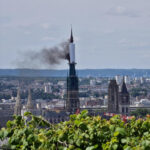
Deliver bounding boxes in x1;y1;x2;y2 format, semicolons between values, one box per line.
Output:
70;27;74;43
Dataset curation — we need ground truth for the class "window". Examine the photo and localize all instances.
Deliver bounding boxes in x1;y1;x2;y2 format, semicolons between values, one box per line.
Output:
122;107;124;113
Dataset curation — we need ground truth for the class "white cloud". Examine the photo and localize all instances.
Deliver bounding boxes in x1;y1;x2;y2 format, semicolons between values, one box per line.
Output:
41;36;56;41
23;31;31;35
40;23;52;30
1;0;150;69
106;6;140;18
119;39;150;48
74;36;80;42
0;16;11;24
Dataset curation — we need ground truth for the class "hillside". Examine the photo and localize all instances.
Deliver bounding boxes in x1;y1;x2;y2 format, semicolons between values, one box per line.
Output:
0;69;149;77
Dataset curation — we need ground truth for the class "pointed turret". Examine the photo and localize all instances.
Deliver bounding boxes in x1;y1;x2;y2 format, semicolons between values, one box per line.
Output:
69;27;75;65
119;77;130;115
14;88;22;115
121;77;128;94
70;28;74;43
26;89;35;110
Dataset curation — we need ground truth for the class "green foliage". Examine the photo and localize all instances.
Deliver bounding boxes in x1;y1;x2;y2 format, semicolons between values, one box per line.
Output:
130;88;147;97
32;89;60;100
0;111;150;150
130;109;150;117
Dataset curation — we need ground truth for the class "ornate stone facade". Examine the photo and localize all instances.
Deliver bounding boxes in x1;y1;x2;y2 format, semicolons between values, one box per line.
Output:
108;78;130;115
108;79;119;113
21;89;41;116
119;78;130;115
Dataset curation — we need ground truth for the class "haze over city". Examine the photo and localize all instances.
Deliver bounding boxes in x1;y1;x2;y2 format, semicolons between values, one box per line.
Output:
0;0;150;69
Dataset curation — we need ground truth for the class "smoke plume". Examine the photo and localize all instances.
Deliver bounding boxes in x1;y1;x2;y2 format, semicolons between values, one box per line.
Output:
17;41;70;69
38;41;70;65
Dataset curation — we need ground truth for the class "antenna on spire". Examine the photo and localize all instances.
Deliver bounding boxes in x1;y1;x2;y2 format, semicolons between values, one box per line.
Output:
70;25;74;43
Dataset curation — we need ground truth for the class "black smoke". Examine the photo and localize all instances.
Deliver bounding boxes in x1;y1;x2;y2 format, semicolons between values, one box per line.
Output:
39;41;70;65
17;41;70;69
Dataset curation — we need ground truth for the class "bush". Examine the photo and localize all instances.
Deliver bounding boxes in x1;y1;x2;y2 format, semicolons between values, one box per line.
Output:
130;108;150;117
0;111;150;150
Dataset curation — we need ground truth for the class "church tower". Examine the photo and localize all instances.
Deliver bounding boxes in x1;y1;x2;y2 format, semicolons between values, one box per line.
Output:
26;89;35;110
14;88;22;115
66;29;80;114
21;88;41;116
108;79;119;113
119;77;130;115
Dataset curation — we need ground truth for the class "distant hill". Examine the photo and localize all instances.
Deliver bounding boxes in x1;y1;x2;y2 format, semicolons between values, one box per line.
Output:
0;69;149;77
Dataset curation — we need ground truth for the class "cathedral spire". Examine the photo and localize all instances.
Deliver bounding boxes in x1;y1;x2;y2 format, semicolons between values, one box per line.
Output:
26;89;35;110
70;28;74;43
16;88;21;104
66;28;79;114
14;88;22;115
121;77;128;93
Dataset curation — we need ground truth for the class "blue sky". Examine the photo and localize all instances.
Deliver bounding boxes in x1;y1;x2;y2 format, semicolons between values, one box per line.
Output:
0;0;150;69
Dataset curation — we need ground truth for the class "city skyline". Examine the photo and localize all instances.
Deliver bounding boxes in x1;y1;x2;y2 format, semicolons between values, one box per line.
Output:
0;0;150;69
